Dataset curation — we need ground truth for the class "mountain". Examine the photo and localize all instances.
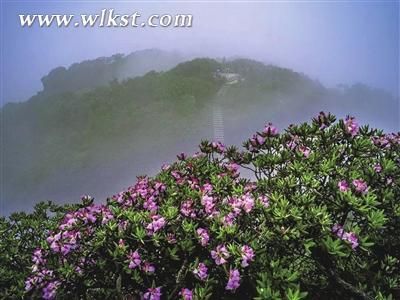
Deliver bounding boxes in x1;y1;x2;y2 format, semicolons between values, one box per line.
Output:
1;55;398;214
40;49;186;95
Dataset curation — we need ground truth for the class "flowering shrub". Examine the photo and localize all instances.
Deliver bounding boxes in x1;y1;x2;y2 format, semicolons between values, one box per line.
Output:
1;113;399;299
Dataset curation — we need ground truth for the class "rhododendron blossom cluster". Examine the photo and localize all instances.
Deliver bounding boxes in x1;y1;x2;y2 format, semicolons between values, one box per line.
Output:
14;113;398;299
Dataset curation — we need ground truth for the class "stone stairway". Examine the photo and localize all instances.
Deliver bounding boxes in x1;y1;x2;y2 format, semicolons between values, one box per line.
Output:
213;86;228;143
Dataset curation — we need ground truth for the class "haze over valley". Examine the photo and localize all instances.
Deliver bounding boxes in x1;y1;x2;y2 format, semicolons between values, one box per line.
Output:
1;49;398;214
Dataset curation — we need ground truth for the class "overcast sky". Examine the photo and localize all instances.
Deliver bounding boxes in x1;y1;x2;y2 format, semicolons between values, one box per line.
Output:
1;1;399;104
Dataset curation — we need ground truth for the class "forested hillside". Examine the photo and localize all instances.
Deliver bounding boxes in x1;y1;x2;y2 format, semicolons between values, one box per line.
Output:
40;49;186;95
1;55;398;214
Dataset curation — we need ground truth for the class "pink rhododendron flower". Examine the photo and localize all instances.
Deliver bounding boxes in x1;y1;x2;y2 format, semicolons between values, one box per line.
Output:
244;182;257;193
179;288;193;300
242;193;254;213
180;200;196;218
154;181;166;192
345;116;359;137
263;122;278;136
142;262;155;273
223;212;236;227
101;208;114;224
161;163;171;171
226;269;241;290
338;180;349;192
211;244;230;265
299;146;311;158
373;163;382;173
143;197;158;212
171;171;182;180
127;250;141;269
201;195;215;214
227;197;242;215
249;134;265;150
226;163;240;175
202;183;213;194
146;215;166;236
212;141;225;153
241;245;255;267
332;224;359;250
343;232;359;250
258;195;270;208
42;281;60;300
315;111;331;130
352;179;369;195
193;262;208;281
256;135;265;145
60;244;73;256
143;287;162;300
32;249;45;265
196;228;210;246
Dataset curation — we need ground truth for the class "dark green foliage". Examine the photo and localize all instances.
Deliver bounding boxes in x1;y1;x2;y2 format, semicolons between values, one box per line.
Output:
0;202;76;298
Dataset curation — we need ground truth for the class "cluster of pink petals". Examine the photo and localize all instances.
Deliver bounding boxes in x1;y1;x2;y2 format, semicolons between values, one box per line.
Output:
258;195;270;208
286;136;311;158
223;212;236;227
263;122;279;137
211;244;230;265
127;250;141;269
25;249;53;293
143;287;162;300
180;200;196;218
146;215;166;236
373;163;382;173
202;183;213;194
42;281;60;300
32;248;46;266
338;180;349;192
226;162;240;175
286;135;299;150
47;229;81;256
227;193;255;216
352;179;369;195
372;133;400;149
299;145;311;158
338;179;369;195
179;288;193;300
25;268;57;300
249;134;265;151
142;262;156;273
26;154;261;298
46;201;112;259
196;228;210;246
211;141;226;153
332;224;359;249
225;269;241;291
112;177;166;210
193;262;208;281
201;194;216;215
344;116;359;137
241;245;255;267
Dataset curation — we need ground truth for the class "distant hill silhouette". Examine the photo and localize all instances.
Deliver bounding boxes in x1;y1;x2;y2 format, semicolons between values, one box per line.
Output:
40;49;186;95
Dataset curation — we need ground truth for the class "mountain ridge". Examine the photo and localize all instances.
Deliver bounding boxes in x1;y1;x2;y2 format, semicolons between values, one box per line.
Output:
1;53;398;214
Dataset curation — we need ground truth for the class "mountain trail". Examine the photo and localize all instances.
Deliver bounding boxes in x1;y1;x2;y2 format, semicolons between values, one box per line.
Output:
213;85;228;143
